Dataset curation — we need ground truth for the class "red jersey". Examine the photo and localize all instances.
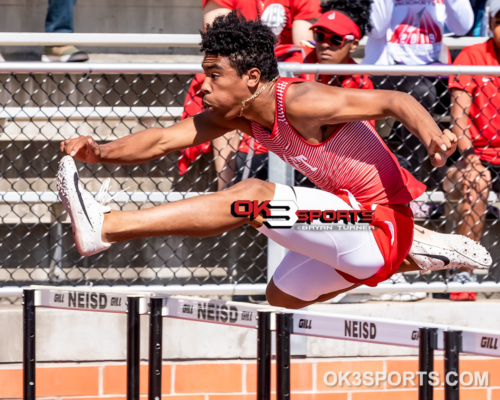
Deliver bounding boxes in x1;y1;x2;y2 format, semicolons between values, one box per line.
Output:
448;39;500;164
202;0;321;45
250;77;426;205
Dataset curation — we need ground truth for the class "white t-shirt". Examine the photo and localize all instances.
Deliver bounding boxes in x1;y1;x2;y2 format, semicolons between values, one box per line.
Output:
363;0;473;65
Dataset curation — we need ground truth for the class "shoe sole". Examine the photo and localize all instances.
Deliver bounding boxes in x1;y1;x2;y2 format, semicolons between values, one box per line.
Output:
413;231;492;270
57;156;91;256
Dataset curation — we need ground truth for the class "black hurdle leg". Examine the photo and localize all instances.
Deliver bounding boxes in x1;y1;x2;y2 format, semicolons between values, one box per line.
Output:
23;289;36;400
444;330;462;400
257;311;271;400
148;297;163;400
127;296;141;400
418;327;438;400
276;313;292;400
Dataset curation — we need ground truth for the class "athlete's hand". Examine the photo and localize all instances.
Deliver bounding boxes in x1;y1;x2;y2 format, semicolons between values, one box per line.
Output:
457;154;490;205
427;129;457;167
60;136;102;164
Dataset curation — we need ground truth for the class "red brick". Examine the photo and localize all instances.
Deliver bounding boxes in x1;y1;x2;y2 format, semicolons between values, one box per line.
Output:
246;362;313;392
175;364;242;393
62;398;124;400
103;364;172;395
459;388;488;400
351;390;417;400
0;369;22;398
209;396;256;400
162;396;205;400
292;393;348;400
36;366;99;397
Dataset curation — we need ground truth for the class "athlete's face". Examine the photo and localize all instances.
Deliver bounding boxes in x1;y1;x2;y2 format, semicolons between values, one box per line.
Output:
314;28;358;65
201;54;250;119
490;12;500;49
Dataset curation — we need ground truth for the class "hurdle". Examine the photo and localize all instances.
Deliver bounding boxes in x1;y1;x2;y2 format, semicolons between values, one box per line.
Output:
146;295;274;400
22;286;152;400
274;309;500;400
22;287;274;400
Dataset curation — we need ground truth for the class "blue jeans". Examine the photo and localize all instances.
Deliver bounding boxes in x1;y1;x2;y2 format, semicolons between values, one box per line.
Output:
45;0;76;33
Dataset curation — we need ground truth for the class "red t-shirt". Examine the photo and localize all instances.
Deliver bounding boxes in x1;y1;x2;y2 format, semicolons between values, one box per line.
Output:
202;0;320;45
448;39;500;164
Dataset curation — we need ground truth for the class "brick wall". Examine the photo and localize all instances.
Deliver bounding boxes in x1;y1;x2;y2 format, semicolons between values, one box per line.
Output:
1;357;498;400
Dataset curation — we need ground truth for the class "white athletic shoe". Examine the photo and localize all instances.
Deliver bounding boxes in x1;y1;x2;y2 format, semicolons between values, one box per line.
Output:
57;156;111;257
409;228;492;272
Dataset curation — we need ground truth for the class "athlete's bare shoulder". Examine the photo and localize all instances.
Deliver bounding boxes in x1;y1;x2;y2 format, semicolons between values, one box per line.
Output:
285;81;345;121
286;79;394;126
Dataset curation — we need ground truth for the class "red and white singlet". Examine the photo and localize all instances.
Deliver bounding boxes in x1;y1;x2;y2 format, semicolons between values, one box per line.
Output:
250;77;426;206
251;77;427;286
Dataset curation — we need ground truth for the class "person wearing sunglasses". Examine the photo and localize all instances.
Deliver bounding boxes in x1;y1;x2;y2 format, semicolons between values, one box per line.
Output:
284;0;373;91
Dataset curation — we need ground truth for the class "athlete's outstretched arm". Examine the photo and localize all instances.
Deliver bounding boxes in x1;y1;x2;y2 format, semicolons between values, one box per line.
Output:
287;82;457;167
60;111;250;165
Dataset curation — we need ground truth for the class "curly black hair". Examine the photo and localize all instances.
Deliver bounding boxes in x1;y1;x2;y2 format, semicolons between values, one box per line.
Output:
321;0;373;37
200;11;279;82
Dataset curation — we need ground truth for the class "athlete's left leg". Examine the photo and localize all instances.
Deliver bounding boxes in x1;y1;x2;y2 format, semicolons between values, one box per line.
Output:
265;252;362;309
57;155;277;256
265;251;422;309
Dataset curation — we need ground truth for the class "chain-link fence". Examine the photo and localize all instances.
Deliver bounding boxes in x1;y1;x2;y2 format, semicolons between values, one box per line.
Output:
0;63;499;293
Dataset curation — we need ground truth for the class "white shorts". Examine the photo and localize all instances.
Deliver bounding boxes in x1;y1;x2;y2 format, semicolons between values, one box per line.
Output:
258;184;385;302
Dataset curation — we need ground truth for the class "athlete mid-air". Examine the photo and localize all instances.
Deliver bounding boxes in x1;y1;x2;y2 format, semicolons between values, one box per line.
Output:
57;12;491;309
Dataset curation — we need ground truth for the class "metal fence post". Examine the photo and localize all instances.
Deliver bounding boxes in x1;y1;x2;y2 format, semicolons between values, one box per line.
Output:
444;330;462;400
148;297;163;400
418;327;438;400
276;312;292;400
257;311;271;400
23;289;36;400
127;296;141;400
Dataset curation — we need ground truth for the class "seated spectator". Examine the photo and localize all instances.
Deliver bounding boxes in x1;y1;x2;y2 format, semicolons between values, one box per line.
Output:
443;0;500;301
42;0;89;62
362;0;473;184
179;0;321;190
284;0;374;93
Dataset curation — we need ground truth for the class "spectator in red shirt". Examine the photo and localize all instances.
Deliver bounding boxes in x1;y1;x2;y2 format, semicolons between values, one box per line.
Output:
179;0;321;189
285;0;374;91
203;0;320;48
443;0;500;301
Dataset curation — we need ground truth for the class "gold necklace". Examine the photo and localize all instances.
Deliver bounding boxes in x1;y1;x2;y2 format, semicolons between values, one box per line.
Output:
239;75;280;117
